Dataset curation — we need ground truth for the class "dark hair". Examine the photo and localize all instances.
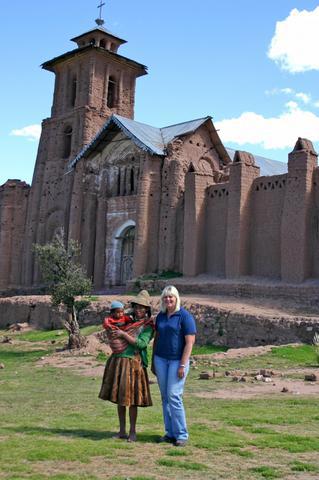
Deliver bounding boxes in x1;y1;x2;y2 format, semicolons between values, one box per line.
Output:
132;303;152;318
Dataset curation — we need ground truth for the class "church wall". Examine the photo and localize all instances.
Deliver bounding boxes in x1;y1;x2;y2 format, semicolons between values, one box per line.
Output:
159;126;223;274
89;51;136;119
250;174;286;278
201;141;319;283
205;183;229;276
133;152;162;276
225;158;260;278
0;181;30;288
105;195;137;285
311;168;319;278
281;142;317;282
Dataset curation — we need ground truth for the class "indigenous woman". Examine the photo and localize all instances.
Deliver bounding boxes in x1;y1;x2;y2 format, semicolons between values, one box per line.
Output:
99;290;154;442
152;285;196;447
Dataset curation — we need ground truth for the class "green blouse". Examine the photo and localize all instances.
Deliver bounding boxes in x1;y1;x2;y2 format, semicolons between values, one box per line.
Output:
112;325;153;367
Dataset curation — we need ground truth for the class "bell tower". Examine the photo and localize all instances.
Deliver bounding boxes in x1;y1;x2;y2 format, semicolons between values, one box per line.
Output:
22;10;147;285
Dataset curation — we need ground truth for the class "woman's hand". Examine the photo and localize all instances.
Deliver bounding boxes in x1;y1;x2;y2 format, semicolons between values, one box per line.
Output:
177;366;185;379
111;328;125;339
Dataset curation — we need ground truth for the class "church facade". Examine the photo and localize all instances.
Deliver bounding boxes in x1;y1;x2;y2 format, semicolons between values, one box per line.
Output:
1;24;319;291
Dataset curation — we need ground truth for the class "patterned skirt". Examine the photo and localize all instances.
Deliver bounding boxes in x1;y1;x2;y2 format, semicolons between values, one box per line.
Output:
99;354;153;407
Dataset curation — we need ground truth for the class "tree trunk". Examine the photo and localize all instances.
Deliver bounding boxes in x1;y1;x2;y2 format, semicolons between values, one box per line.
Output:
64;306;87;349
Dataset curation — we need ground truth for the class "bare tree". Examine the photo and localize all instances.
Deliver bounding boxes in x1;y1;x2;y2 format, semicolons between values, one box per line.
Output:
34;230;92;349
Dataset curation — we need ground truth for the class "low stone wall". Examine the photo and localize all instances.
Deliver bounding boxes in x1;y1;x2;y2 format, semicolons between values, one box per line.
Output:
1;295;319;347
130;277;319;306
185;301;318;347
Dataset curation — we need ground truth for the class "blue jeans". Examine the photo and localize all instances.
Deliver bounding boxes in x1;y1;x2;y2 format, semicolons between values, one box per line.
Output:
154;355;190;441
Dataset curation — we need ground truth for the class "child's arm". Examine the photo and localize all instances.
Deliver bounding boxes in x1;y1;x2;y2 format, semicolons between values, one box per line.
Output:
103;317;113;330
112;325;153;349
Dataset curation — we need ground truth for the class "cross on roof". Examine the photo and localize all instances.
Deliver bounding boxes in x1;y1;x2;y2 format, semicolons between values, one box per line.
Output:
95;1;106;26
97;1;105;20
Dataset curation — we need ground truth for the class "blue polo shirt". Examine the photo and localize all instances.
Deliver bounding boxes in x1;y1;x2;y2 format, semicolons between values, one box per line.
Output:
155;307;196;360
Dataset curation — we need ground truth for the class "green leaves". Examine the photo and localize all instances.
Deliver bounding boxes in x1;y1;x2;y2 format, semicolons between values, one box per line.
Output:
33;230;92;310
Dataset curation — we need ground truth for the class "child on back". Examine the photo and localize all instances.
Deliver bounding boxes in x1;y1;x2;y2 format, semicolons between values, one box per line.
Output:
103;301;133;354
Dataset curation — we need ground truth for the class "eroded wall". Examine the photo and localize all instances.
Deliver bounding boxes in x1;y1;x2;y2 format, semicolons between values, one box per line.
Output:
205;183;229;276
183;140;319;283
250;175;286;278
0;181;30;288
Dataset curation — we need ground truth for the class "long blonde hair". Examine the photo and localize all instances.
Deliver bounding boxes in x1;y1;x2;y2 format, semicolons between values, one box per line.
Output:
160;285;181;313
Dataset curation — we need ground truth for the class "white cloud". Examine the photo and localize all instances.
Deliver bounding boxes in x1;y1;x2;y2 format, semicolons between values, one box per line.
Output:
295;92;311;104
281;87;294;95
10;124;41;141
265;87;294;96
265;87;311;104
268;7;319;73
216;103;319;150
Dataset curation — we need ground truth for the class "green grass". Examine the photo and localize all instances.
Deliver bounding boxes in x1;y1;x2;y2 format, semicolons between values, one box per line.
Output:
270;344;317;365
290;460;319;472
199;343;318;373
1;340;319;479
156;458;207;471
192;344;228;355
251;466;281;478
4;324;101;343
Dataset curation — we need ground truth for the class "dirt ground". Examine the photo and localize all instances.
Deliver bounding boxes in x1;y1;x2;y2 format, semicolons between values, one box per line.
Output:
35;333;319;400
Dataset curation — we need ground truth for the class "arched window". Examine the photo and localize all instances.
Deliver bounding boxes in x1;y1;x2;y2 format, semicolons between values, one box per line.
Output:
100;39;106;48
89;38;96;45
107;76;117;108
63;126;72;158
70;76;77;107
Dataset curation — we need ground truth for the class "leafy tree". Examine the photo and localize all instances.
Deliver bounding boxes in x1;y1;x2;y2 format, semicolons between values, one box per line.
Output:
34;230;92;349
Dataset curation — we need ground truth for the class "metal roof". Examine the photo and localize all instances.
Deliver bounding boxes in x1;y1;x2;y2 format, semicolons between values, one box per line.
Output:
69;114;212;169
226;148;287;176
161;117;211;144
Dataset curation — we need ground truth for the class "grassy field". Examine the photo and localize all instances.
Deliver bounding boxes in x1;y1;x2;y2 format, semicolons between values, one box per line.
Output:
0;328;319;480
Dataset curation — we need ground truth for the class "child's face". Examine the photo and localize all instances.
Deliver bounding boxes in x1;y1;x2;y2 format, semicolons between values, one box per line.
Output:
111;308;124;320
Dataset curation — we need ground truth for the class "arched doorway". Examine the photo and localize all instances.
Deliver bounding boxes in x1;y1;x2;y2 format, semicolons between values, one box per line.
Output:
120;226;135;284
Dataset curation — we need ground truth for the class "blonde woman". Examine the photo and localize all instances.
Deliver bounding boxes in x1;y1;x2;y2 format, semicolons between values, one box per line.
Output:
152;286;196;447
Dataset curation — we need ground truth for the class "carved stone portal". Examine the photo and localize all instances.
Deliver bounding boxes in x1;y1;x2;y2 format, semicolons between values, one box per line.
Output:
120;226;135;284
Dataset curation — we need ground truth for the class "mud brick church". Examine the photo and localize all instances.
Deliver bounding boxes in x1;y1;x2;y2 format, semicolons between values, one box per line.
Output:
1;18;319;291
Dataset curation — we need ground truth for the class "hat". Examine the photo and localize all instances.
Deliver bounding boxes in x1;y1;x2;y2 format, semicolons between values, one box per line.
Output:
110;300;124;310
131;290;151;308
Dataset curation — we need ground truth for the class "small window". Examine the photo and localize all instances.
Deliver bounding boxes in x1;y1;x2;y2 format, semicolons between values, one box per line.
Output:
110;43;117;52
107;76;117;108
130;168;135;193
89;38;96;45
70;76;77;107
100;39;106;48
117;168;121;195
63;126;72;158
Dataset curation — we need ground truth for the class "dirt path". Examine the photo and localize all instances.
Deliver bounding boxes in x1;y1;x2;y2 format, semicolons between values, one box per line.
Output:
35;336;319;399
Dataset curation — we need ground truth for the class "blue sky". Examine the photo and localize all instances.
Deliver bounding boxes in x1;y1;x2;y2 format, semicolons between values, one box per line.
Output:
2;0;319;185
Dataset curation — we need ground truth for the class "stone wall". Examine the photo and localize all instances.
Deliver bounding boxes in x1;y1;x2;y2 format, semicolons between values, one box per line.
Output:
191;302;318;347
1;295;318;348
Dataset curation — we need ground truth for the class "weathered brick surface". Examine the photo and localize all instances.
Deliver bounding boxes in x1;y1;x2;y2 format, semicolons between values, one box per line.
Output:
0;181;30;288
